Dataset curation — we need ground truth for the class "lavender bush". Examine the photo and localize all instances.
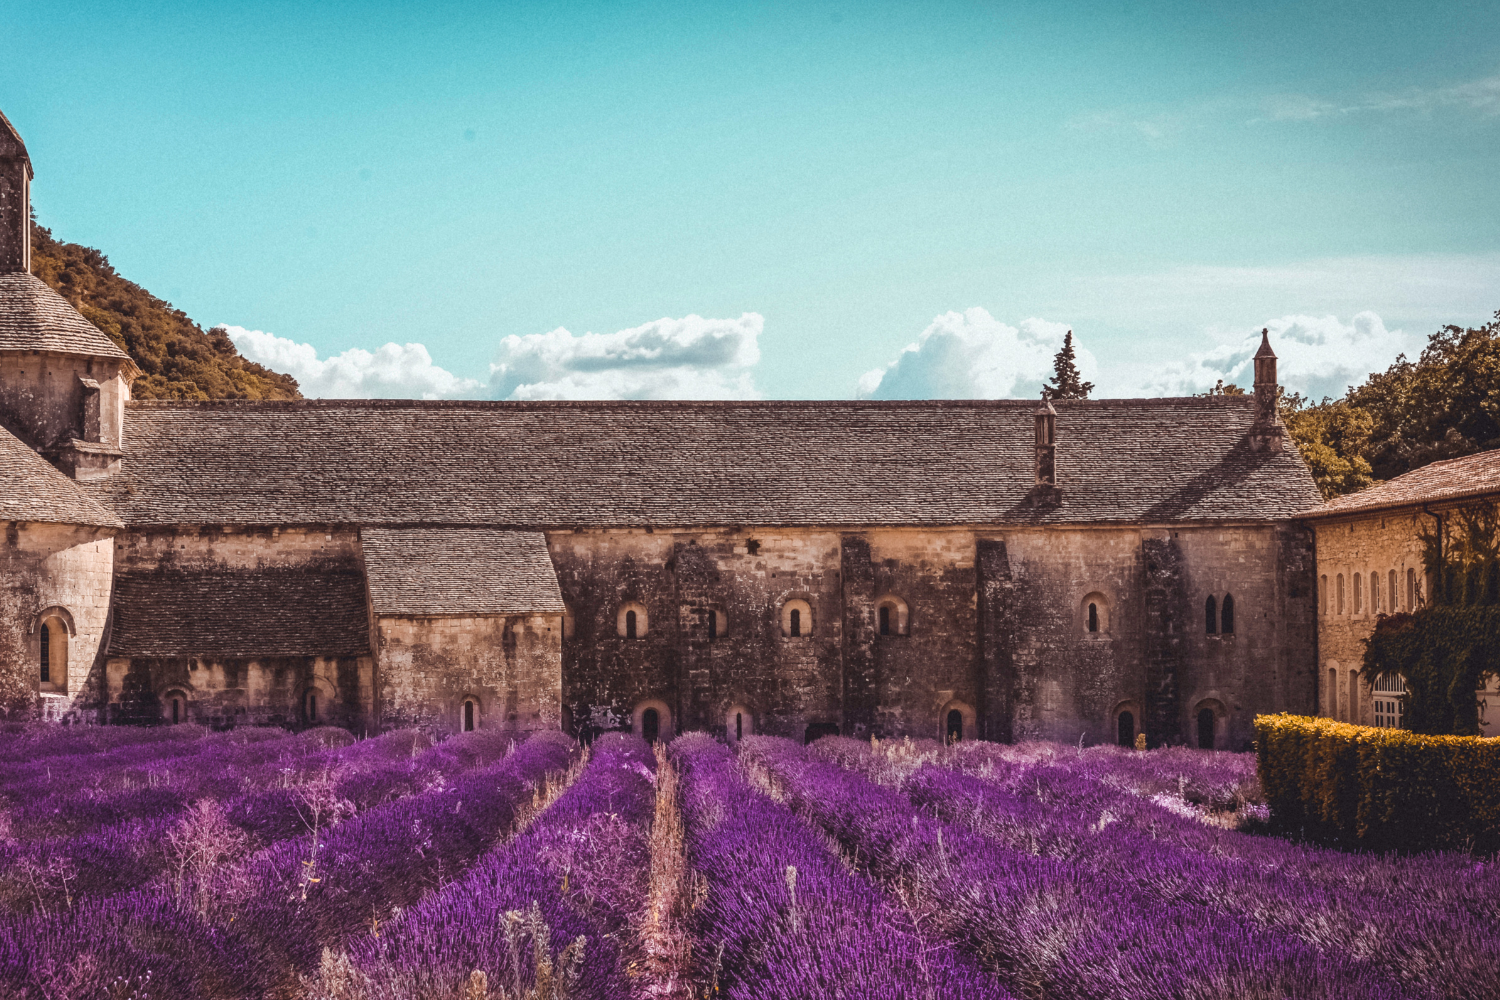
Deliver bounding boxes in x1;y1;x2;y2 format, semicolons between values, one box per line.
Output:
342;732;656;999
672;732;1005;999
740;735;1412;1000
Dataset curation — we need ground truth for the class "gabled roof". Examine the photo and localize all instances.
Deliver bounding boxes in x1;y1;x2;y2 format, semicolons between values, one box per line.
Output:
0;109;30;173
0;424;123;527
1299;448;1500;520
86;396;1322;528
362;528;564;617
108;565;370;658
0;272;134;362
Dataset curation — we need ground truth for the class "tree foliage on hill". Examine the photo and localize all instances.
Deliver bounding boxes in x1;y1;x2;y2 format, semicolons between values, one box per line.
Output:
1278;310;1500;499
29;221;300;401
1046;330;1093;400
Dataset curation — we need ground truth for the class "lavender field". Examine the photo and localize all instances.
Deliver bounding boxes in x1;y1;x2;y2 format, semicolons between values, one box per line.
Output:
0;724;1495;999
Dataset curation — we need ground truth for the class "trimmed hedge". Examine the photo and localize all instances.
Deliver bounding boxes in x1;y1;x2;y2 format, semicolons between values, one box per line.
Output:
1256;714;1500;854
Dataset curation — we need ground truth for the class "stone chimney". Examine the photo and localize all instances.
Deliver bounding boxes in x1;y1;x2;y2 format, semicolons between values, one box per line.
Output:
1035;389;1057;486
0;109;32;273
1249;328;1284;453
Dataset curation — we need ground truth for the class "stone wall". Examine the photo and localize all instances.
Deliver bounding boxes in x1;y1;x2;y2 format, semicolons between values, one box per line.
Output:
104;654;373;730
375;614;561;736
548;523;1315;748
1311;511;1429;726
0;520;115;719
0;352;129;461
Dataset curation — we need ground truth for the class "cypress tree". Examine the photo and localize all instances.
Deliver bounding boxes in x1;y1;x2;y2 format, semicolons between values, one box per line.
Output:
1046;330;1094;400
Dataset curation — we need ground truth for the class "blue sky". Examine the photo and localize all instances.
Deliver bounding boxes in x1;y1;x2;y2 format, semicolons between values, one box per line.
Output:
4;1;1498;400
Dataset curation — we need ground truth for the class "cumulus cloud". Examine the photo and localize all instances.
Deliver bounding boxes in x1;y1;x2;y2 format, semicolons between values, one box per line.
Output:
857;308;1085;400
1142;311;1417;401
224;326;482;399
489;313;762;400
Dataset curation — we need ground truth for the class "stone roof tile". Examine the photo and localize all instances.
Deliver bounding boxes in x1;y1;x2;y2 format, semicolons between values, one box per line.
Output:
108;566;370;658
0;272;133;360
87;397;1322;527
1299;448;1500;519
362;528;564;616
0;424;123;527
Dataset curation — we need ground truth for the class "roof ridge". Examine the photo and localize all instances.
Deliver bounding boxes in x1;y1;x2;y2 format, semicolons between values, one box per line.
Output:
124;395;1254;411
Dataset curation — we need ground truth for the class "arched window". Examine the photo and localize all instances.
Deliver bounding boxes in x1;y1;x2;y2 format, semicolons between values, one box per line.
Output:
306;690;319;724
617;602;649;639
1080;593;1109;635
1117;710;1135;748
724;704;753;744
1370;572;1380;612
946;710;963;743
736;711;743;740
171;694;183;724
874;596;909;637
463;699;477;732
1354;574;1363;613
1204;595;1217;635
634;700;672;742
1337;574;1346;614
781;599;813;639
1389;570;1398;611
1407;567;1417;609
39;622;51;684
1220;594;1234;635
1320;575;1328;615
1197;708;1215;749
641;707;660;743
1087;603;1099;633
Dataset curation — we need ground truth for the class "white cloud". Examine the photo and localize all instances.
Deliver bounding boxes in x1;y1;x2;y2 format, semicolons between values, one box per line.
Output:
490;313;762;400
223;326;482;399
1141;311;1417;401
857;308;1086;400
1262;72;1500;122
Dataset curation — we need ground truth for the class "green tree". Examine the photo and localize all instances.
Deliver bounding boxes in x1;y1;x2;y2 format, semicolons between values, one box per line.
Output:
1046;330;1094;400
1279;393;1375;499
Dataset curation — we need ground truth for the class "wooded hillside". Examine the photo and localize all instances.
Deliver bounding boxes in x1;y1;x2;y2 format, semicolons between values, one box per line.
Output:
29;222;300;400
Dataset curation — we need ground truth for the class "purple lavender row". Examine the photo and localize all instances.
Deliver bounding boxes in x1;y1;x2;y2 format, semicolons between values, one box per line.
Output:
740;736;1411;1000
231;730;579;978
672;732;1006;999
936;740;1500;919
903;761;1499;1000
0;720;211;767
345;733;657;1000
0;728;512;914
0;731;574;1000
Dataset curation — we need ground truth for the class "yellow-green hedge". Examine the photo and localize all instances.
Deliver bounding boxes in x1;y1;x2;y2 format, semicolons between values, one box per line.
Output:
1255;714;1500;854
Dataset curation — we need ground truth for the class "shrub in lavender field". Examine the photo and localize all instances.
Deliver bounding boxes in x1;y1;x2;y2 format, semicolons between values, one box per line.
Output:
672;732;1006;999
340;733;656;1000
230;730;580;976
0;721;211;767
739;735;1410;1000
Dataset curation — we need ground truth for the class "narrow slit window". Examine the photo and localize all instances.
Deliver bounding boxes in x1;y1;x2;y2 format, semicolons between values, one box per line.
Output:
171;697;181;725
1087;603;1099;633
1321;575;1328;615
1370;572;1380;612
790;608;802;637
1220;594;1235;635
1354;574;1363;613
307;692;318;724
735;712;743;740
1204;595;1217;635
1338;574;1346;614
708;610;718;640
626;609;638;640
1407;567;1416;609
879;605;891;636
1389;570;1398;611
464;699;476;732
39;623;50;683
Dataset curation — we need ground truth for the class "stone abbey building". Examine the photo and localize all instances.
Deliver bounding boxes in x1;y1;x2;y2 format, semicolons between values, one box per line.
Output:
1;109;1325;749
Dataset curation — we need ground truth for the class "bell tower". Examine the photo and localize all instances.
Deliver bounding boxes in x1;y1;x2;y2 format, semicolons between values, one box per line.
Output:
0;109;31;273
1248;328;1284;453
0;108;139;479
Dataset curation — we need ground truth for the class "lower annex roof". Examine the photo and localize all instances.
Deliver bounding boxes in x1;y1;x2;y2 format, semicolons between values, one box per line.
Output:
84;397;1322;528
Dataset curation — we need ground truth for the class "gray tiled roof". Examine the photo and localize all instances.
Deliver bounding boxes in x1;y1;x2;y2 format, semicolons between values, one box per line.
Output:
1299;448;1500;520
362;528;564;616
87;397;1321;527
0;425;123;527
0;272;133;360
108;566;370;658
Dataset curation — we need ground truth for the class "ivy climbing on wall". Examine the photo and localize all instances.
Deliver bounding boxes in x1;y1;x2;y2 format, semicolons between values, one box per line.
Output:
1364;500;1500;735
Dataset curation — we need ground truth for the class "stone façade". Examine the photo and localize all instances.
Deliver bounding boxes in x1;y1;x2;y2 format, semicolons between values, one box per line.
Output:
0;106;1326;746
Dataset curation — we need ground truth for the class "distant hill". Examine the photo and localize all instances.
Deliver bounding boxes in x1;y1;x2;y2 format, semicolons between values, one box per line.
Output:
29;221;300;400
